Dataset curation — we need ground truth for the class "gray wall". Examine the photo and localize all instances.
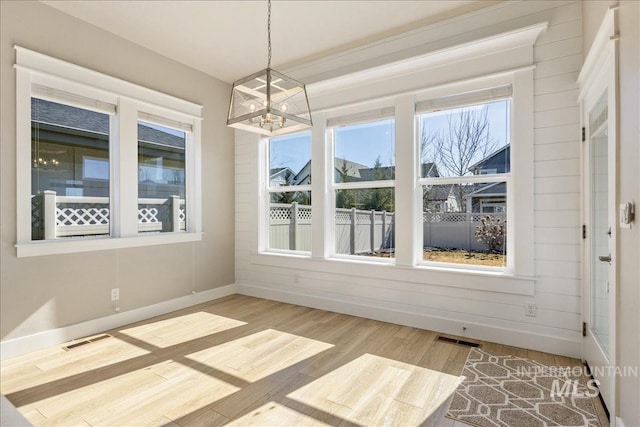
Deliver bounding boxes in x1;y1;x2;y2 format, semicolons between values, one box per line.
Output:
0;1;235;341
583;1;640;425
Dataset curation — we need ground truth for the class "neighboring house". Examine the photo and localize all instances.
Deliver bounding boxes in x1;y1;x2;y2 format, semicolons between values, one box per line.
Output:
422;162;461;212
423;184;459;212
421;162;440;178
465;144;510;213
468;145;510;175
291;162;311;185
32;98;186;199
465;182;507;213
333;158;369;183
357;165;395;181
296;160;439;185
269;167;295;187
292;158;369;185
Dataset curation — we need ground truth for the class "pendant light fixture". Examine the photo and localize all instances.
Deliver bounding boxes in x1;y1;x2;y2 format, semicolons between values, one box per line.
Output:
227;0;312;136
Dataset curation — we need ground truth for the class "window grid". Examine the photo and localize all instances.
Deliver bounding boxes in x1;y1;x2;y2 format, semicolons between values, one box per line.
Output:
266;132;312;253
16;48;202;257
329;118;396;260
418;97;511;270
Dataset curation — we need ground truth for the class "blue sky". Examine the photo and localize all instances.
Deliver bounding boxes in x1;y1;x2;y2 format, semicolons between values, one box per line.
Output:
335;119;395;168
269;132;312;173
269;100;510;175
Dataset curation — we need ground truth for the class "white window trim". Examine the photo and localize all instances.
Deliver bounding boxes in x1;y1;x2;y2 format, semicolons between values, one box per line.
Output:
412;69;534;279
328;116;396;262
15;46;203;257
253;70;535;294
263;131;313;255
417;95;511;273
250;21;541;294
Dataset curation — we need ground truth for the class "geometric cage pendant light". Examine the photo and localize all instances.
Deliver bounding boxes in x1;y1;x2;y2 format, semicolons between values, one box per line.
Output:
227;0;312;137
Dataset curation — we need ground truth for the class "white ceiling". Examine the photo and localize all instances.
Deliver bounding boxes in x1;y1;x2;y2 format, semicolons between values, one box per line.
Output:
42;0;494;84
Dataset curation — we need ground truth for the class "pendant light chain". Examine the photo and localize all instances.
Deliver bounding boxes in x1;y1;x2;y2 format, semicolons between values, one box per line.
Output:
267;0;272;69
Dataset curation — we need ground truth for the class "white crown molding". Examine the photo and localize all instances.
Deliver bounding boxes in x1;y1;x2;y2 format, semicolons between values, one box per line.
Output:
578;5;619;98
307;22;548;98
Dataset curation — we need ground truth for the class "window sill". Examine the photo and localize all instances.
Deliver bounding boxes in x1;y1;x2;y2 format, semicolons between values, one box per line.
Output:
16;232;203;257
250;251;534;296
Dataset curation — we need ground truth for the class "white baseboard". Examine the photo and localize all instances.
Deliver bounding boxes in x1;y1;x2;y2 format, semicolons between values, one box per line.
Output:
237;282;581;359
0;284;237;361
616;417;625;427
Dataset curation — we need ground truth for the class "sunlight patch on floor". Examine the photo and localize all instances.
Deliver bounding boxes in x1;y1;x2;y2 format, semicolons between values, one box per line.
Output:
0;335;150;394
187;329;334;382
119;311;246;348
226;401;334;427
25;359;240;426
288;353;462;426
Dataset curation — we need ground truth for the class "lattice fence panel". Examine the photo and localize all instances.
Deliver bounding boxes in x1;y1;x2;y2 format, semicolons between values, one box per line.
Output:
270;206;292;221
335;209;352;224
297;207;312;221
138;201;171;232
31;196;43;240
56;204;110;226
138;208;160;224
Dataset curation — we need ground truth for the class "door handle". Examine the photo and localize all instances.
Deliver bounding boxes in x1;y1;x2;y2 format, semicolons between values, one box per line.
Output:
598;254;611;263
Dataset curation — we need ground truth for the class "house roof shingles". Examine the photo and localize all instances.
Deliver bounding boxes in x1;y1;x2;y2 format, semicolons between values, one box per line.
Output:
32;98;185;149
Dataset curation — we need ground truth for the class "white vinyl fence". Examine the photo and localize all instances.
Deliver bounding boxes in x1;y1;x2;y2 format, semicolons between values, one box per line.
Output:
423;212;506;252
269;203;313;252
335;207;395;254
270;203;395;254
269;204;505;253
31;191;186;239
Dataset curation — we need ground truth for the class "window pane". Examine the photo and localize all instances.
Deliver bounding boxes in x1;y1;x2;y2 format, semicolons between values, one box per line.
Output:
334;119;395;183
422;182;506;267
31;98;110;240
419;99;510;178
335;188;395;258
138;121;186;233
269;132;311;186
269;191;311;251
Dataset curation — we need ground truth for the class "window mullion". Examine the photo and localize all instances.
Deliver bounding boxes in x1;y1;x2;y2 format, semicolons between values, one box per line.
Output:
187;119;202;233
268;185;312;193
511;68;534;277
113;98;139;237
333;181;395;190
16;68;32;244
419;174;510;186
310;112;327;258
394;94;417;267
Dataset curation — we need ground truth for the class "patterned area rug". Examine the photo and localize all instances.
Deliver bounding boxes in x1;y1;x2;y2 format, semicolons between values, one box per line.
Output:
446;348;601;427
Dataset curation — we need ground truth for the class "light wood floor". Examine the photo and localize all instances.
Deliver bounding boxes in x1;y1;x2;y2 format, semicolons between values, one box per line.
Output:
1;295;608;427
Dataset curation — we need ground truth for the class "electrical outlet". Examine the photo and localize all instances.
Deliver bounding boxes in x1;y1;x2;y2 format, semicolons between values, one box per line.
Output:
111;288;119;301
293;273;300;284
525;303;536;317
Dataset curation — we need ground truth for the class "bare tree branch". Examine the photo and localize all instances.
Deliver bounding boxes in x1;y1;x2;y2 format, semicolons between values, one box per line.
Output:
420;105;499;212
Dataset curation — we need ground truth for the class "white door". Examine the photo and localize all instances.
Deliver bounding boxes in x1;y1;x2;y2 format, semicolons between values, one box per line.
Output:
583;88;615;411
579;5;618;419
